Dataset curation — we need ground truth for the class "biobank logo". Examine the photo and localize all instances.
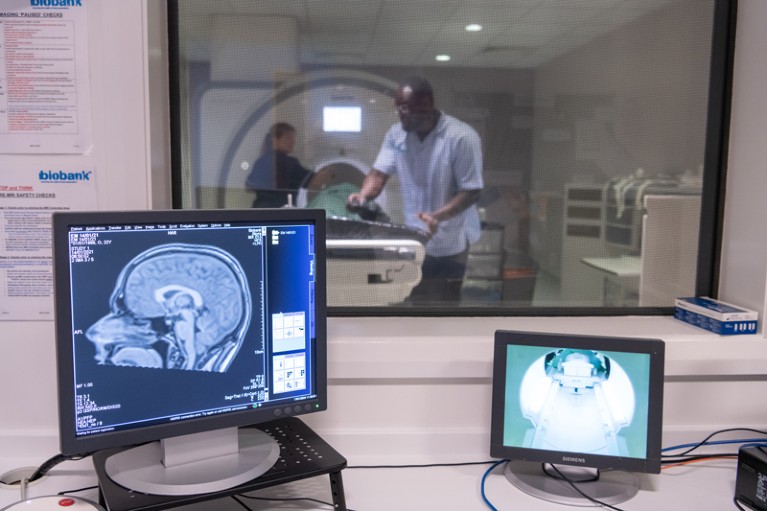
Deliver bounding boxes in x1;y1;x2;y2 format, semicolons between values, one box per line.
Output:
39;170;92;183
30;0;83;6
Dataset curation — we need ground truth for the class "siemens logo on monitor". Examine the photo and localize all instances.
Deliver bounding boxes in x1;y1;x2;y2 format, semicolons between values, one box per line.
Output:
39;170;92;183
31;0;82;6
562;456;587;464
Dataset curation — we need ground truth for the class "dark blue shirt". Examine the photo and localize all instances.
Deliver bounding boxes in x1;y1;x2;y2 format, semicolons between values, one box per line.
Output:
245;151;312;208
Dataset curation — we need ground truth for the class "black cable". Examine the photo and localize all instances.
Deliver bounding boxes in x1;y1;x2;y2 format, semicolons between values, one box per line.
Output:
230;495;253;510
733;496;751;511
672;428;767;456
542;463;600;483
548;464;626;511
348;460;496;469
236;493;359;511
58;485;99;495
28;453;94;482
661;452;741;463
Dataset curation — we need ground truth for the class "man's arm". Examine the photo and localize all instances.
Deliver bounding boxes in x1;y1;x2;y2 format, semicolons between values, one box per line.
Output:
347;168;389;206
418;189;482;234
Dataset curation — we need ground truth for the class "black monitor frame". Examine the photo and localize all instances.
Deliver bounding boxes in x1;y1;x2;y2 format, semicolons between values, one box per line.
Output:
490;329;665;474
53;208;327;458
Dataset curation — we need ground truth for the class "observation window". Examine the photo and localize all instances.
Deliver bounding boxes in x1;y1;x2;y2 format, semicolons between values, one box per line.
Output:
170;0;732;315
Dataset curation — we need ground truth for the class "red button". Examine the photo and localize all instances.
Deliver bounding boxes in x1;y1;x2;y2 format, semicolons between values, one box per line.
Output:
58;498;76;507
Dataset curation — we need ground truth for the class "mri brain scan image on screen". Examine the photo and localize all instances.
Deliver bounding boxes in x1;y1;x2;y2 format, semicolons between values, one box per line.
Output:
85;244;252;372
518;349;635;457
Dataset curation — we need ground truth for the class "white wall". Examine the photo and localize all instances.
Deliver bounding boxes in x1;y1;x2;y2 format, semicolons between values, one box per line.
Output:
533;1;712;185
0;2;161;447
0;0;765;469
717;0;767;315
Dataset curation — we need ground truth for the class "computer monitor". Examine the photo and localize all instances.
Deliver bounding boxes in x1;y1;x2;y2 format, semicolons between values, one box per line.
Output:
322;106;362;132
52;208;327;496
490;330;664;506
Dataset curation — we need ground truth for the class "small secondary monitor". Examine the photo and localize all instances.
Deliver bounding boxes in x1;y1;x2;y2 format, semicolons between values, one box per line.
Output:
490;330;664;507
323;106;361;132
53;208;327;496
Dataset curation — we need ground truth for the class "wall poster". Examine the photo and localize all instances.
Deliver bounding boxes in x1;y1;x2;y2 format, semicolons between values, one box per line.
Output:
0;0;93;154
0;165;97;320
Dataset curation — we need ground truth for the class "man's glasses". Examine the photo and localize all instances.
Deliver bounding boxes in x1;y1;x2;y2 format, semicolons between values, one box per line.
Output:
395;104;429;115
395;104;411;115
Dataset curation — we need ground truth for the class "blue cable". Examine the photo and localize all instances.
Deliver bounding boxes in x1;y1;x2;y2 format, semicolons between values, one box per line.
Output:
738;443;767;450
663;438;767;452
481;459;508;511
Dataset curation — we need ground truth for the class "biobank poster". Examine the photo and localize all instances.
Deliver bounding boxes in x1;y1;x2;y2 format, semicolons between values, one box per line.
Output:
0;165;97;320
0;0;93;154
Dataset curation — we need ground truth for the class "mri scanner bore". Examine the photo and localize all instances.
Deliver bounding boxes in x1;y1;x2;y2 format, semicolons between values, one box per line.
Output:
196;71;437;307
517;349;635;457
85;244;251;372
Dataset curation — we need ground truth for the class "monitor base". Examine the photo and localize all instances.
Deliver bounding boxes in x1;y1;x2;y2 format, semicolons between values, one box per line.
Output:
505;460;640;507
104;428;279;496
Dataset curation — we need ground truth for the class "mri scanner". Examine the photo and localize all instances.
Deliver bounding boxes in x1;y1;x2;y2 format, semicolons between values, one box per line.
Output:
191;69;426;306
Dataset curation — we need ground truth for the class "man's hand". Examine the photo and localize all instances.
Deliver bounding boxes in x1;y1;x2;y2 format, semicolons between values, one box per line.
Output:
417;211;439;235
416;189;481;235
347;192;367;208
347;169;389;209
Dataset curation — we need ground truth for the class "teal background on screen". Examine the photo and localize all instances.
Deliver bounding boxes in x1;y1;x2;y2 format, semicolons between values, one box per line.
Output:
502;344;651;458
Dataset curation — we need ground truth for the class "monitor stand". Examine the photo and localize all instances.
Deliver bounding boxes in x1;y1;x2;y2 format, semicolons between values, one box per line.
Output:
93;418;348;511
505;460;640;507
104;427;279;496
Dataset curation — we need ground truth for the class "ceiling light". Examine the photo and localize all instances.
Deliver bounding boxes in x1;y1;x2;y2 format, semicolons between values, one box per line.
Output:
435;54;451;62
465;23;483;32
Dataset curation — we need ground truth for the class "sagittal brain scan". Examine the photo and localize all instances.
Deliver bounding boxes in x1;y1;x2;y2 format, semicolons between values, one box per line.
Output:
85;244;252;372
518;349;635;456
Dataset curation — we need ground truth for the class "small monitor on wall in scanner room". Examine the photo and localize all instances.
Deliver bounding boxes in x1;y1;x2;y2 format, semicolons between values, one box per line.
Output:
323;106;362;132
489;329;665;507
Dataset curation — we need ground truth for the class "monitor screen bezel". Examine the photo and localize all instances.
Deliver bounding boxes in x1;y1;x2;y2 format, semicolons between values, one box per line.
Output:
490;329;665;474
53;208;328;456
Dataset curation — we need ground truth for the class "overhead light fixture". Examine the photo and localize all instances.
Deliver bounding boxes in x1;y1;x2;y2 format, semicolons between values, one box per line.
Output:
465;23;483;32
435;54;451;62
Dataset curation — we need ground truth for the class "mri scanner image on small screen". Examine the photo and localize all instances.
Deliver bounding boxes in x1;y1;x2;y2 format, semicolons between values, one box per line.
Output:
502;345;652;459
